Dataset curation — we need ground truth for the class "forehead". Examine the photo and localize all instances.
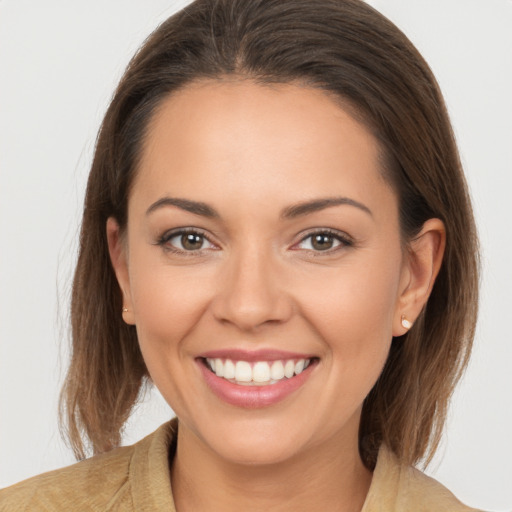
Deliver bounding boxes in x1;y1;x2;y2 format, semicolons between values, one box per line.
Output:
132;79;395;219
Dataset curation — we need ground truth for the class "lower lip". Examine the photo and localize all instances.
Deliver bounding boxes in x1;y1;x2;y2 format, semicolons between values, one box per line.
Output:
197;359;316;409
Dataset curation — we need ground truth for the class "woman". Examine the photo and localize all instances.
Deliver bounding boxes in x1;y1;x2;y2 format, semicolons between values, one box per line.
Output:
0;0;483;510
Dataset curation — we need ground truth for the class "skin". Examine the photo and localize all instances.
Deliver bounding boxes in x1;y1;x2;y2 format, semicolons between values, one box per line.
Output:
107;80;445;512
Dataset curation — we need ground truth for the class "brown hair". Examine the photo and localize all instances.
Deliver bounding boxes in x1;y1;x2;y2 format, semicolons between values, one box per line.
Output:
61;0;479;468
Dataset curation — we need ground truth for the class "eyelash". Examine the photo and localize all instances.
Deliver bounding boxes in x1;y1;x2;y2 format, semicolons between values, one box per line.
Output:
156;227;353;256
292;228;353;255
156;228;216;257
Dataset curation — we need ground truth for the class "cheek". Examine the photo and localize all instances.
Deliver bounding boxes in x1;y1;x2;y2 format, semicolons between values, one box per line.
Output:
127;258;218;414
293;257;401;429
128;253;214;359
296;251;402;366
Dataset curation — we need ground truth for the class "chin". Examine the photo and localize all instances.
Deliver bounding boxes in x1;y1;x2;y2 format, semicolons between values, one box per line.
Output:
188;412;314;466
212;432;305;467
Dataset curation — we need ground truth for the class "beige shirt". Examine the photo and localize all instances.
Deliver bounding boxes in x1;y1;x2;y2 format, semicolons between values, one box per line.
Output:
0;419;481;511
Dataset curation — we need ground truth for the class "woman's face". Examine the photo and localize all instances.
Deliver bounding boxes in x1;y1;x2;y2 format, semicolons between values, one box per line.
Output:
110;80;411;465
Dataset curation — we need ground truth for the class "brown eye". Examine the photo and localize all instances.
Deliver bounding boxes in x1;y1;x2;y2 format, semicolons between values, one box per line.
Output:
181;233;205;250
162;230;215;252
311;233;335;250
295;230;351;253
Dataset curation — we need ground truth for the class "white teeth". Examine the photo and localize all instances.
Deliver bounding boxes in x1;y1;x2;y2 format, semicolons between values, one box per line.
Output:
214;358;224;377
235;361;252;382
253;362;271;383
206;357;313;385
270;360;285;380
224;359;236;379
284;360;295;378
294;360;305;375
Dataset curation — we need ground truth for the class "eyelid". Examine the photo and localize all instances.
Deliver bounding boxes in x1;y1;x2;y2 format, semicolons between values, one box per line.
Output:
156;227;218;255
155;226;353;256
291;228;354;252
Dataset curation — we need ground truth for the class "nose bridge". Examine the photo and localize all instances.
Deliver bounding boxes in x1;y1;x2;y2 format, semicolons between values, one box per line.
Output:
212;240;292;330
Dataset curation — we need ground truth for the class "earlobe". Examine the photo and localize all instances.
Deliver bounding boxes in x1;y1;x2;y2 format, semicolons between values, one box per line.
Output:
393;218;446;336
106;217;136;325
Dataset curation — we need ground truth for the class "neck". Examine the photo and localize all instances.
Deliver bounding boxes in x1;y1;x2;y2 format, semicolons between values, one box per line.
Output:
170;420;372;512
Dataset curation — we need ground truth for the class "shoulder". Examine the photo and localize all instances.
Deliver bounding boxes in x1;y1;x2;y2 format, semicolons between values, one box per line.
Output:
0;444;135;511
398;465;482;512
0;420;176;512
363;445;484;512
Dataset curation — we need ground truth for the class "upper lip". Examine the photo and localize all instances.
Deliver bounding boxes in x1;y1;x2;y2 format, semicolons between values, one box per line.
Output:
197;348;316;362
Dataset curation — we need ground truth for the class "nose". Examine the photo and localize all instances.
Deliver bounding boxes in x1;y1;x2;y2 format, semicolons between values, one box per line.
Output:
210;245;294;332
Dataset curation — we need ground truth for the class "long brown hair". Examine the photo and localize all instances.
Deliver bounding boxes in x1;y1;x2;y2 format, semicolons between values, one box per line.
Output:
60;0;479;468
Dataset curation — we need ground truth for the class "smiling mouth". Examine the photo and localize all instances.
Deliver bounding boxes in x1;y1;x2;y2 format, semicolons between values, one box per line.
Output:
202;357;317;386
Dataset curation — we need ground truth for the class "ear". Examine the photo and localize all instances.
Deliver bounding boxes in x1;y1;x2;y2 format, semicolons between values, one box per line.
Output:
393;218;446;336
106;217;136;325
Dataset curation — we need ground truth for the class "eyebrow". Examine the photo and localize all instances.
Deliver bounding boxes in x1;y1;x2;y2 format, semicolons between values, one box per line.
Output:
146;197;219;218
280;197;373;219
146;195;372;219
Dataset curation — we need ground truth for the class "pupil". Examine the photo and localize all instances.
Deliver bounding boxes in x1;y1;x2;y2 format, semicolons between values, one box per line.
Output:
312;234;333;250
182;233;202;250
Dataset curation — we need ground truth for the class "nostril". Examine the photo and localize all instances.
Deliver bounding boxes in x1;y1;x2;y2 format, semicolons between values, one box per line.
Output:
210;292;294;331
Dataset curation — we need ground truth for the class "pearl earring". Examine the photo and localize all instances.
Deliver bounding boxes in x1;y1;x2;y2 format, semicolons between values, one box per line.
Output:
122;307;129;313
401;315;412;330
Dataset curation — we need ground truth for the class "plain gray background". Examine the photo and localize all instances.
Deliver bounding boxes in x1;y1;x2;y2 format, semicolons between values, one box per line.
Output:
1;1;511;510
